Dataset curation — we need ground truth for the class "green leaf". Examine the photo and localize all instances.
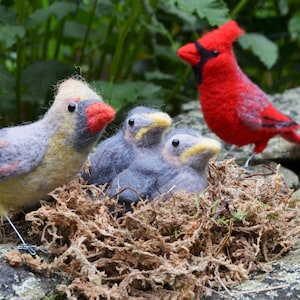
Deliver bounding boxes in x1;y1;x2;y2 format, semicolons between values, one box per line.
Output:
145;70;174;81
238;33;278;69
0;66;14;91
278;0;289;16
153;45;177;60
0;4;17;24
175;0;230;26
158;0;197;25
21;61;75;104
288;12;300;40
0;25;25;48
0;66;15;112
92;81;162;110
63;20;86;40
141;20;173;43
28;2;77;28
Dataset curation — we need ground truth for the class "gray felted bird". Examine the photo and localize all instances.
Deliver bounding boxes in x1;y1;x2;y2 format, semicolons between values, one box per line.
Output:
82;106;172;185
0;77;115;253
109;128;221;205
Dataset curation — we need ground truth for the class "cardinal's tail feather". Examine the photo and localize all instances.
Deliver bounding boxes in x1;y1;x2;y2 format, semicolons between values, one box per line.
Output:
280;131;300;144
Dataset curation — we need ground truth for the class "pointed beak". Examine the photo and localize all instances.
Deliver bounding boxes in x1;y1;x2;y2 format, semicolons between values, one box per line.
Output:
86;102;115;133
135;112;172;141
148;112;172;128
177;43;200;66
180;137;221;163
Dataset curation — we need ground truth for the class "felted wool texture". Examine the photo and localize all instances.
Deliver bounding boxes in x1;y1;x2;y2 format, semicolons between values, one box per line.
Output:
86;131;136;185
110;128;220;204
74;100;115;152
152;128;220;198
177;20;300;154
0;78;115;215
123;106;171;149
84;106;171;185
109;153;177;203
54;77;102;105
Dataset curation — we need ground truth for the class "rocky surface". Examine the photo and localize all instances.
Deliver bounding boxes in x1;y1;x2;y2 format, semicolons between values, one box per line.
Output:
0;244;61;300
206;242;300;299
0;87;299;299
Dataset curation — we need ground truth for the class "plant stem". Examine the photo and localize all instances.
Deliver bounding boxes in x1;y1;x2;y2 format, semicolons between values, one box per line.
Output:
230;0;249;19
15;0;26;123
54;18;66;60
42;18;52;60
78;0;98;66
94;22;114;79
109;0;141;83
123;26;146;79
165;67;192;112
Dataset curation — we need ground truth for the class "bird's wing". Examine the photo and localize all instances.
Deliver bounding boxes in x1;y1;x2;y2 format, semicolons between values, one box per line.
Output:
0;126;48;180
89;134;134;184
238;88;298;132
110;157;163;203
110;167;145;203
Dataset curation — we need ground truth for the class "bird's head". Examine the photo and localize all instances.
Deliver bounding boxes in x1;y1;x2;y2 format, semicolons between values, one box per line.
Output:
177;20;244;84
123;106;172;147
162;128;221;170
46;78;116;151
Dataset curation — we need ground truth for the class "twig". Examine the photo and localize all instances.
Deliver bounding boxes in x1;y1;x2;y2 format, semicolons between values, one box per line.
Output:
231;284;289;297
243;164;277;178
214;267;233;297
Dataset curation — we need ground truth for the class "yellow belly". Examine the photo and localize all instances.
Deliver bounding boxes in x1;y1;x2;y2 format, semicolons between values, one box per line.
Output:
0;132;89;215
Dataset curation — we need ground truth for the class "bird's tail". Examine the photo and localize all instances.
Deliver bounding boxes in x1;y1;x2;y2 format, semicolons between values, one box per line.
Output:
280;130;300;145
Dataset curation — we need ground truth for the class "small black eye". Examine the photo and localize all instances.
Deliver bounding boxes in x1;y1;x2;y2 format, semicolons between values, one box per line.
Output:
212;50;219;57
128;119;135;126
172;139;180;147
68;102;77;112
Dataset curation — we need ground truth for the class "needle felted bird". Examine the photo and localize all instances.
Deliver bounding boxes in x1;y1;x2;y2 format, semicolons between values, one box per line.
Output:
177;20;300;166
0;77;115;253
109;128;221;205
82;106;172;185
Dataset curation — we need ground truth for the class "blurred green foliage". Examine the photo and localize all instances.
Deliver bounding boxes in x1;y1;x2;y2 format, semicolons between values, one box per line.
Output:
0;0;300;126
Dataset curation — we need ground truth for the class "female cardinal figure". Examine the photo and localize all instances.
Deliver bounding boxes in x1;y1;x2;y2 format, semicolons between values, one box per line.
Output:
177;20;300;166
0;77;115;254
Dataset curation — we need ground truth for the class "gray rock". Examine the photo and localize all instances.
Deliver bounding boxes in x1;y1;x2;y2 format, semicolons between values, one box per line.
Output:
0;244;61;300
248;162;299;189
205;243;300;299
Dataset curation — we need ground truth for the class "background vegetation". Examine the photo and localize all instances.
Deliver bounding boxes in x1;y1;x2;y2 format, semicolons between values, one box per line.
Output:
1;0;300;126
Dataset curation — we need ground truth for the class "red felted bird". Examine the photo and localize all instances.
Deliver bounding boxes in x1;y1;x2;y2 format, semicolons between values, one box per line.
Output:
177;20;300;166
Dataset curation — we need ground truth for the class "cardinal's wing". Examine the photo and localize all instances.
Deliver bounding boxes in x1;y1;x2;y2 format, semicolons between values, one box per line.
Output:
237;88;298;132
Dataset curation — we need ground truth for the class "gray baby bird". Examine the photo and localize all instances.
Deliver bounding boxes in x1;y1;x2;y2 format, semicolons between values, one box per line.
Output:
82;106;172;185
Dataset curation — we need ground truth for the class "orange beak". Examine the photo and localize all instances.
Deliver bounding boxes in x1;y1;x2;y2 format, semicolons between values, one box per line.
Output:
86;102;116;133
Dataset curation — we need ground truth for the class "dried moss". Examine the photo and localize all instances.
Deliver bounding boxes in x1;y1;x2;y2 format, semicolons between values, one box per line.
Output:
25;159;300;299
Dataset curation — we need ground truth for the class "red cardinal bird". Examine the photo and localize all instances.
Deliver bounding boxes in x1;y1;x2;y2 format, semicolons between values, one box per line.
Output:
177;20;300;166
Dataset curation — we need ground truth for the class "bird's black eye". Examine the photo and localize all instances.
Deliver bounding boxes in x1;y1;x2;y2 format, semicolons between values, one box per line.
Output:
212;50;219;57
128;119;135;126
172;139;180;147
68;102;77;112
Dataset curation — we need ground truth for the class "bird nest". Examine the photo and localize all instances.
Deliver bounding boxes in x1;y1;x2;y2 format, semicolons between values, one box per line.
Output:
23;158;299;299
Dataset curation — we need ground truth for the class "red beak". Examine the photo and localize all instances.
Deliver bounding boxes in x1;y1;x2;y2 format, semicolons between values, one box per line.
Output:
86;102;116;133
177;43;199;66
